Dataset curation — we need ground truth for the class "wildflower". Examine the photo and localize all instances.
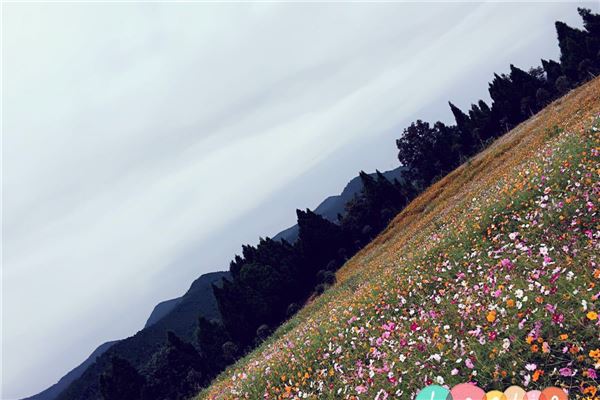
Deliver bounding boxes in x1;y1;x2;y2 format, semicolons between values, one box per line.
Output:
486;310;497;323
465;359;474;369
542;342;550;353
586;311;598;321
525;363;537;371
500;258;514;270
559;367;574;377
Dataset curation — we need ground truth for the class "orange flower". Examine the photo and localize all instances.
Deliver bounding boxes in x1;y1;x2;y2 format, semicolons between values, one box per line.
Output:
559;334;569;340
531;344;539;352
526;336;534;344
487;310;497;323
507;299;515;308
533;370;542;382
587;311;598;321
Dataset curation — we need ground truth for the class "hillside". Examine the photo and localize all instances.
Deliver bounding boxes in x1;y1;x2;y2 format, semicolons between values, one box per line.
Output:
56;271;229;400
273;167;407;243
24;295;182;400
198;78;600;399
22;341;117;400
144;297;182;329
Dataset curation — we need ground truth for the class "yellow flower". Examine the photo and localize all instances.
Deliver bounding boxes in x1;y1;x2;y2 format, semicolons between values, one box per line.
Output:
487;310;497;323
587;311;598;321
526;336;534;344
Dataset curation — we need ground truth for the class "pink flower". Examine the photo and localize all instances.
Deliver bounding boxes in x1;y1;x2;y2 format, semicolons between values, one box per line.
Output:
559;367;574;377
465;358;474;369
500;258;514;270
587;368;597;379
355;385;367;394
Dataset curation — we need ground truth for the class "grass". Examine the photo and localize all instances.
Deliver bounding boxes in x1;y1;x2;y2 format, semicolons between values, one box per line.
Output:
196;77;600;400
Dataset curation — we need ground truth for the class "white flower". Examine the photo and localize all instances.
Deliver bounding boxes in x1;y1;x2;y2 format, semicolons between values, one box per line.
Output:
566;271;574;281
525;363;537;371
515;289;524;299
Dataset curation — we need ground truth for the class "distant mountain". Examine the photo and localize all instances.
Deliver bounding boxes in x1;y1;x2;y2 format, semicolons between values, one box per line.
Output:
31;271;229;400
21;341;117;400
273;166;407;243
144;297;181;329
24;294;185;400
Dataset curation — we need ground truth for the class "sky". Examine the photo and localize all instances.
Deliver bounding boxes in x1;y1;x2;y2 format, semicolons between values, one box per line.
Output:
2;2;596;399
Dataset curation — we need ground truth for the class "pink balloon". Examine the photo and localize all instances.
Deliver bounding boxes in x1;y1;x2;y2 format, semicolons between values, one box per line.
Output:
450;383;486;400
524;391;543;400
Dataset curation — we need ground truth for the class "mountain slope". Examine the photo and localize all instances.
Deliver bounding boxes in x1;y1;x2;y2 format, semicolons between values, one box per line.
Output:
144;297;182;329
56;271;229;400
273;167;407;243
21;341;117;400
198;78;600;399
24;295;181;400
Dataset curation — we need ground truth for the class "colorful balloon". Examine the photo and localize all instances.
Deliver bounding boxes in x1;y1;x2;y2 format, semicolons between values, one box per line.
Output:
524;390;543;400
540;387;568;400
504;386;526;400
450;383;485;400
485;390;507;400
417;385;453;400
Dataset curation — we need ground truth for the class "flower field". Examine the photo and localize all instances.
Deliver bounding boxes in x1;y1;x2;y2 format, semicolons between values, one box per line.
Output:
197;78;600;400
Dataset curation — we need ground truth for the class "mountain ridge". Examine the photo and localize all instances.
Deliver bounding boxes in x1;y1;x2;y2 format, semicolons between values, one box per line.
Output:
273;166;407;243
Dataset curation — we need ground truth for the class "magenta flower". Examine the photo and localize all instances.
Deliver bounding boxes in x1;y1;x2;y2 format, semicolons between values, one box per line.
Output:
559;367;574;377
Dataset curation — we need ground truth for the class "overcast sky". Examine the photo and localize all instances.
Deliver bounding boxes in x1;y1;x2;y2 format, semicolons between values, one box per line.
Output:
2;2;596;399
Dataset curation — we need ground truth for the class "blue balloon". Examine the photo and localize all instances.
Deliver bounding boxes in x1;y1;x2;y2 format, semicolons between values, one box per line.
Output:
417;385;453;400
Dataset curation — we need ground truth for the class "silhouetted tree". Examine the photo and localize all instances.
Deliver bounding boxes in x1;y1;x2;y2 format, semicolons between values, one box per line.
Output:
99;357;145;400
